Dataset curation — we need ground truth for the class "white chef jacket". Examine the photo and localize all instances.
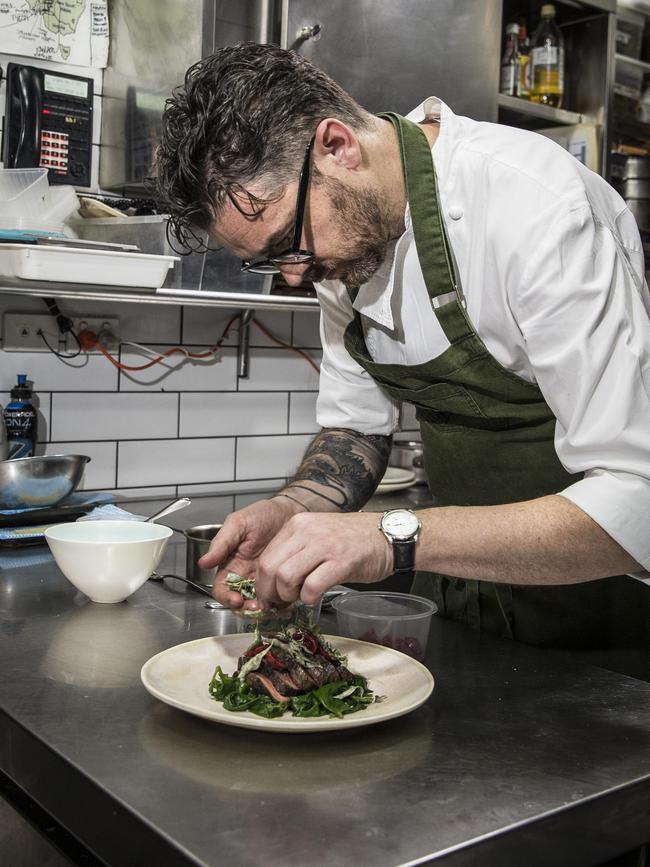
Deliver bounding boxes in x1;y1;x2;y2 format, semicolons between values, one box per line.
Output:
315;97;650;574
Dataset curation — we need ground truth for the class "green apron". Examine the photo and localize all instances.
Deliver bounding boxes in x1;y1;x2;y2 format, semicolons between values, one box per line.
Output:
344;112;650;681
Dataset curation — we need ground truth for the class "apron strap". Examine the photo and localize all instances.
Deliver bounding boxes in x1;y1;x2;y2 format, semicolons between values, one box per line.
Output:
379;112;458;301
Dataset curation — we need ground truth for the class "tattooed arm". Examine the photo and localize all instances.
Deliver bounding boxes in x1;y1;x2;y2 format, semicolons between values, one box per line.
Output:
274;428;393;514
201;427;391;609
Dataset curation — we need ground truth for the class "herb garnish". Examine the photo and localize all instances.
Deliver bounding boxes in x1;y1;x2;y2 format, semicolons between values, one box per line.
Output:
225;572;257;600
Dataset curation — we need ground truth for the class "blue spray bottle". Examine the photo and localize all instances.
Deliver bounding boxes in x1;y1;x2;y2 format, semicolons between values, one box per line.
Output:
4;375;38;459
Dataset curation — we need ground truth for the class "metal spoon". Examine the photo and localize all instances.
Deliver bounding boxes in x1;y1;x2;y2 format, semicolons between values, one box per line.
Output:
145;497;191;524
149;571;217;599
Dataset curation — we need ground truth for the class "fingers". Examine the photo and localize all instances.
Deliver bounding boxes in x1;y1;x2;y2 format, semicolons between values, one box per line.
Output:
212;583;246;609
255;511;390;606
257;548;341;607
198;521;244;569
256;518;334;606
301;562;342;604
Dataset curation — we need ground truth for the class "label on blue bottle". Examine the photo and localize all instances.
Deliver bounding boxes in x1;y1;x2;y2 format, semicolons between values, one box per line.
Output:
5;407;37;458
7;438;33;459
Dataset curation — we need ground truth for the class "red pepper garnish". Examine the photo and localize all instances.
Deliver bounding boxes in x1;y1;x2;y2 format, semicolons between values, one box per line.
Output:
290;629;319;654
244;643;265;658
264;650;286;671
318;645;335;662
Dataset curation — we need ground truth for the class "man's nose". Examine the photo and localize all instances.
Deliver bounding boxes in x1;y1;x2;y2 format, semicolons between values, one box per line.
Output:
278;262;311;286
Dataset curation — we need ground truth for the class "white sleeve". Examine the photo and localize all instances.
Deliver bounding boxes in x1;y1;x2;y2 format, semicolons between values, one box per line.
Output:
314;279;400;435
515;203;650;571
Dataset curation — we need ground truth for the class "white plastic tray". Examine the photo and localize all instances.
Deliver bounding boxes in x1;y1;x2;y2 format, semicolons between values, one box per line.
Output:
0;243;178;289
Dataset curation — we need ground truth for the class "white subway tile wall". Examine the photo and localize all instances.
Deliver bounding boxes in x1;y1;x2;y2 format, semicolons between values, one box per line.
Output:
236;434;314;481
289;392;319;434
0;299;419;497
180;392;288;438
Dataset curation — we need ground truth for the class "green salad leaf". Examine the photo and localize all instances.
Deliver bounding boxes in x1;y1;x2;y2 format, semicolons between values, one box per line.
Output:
208;666;285;718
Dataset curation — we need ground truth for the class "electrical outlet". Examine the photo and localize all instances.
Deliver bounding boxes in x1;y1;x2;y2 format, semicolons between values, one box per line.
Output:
2;313;120;353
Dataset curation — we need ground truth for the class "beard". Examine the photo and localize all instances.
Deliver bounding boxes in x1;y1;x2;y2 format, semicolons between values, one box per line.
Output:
308;177;394;290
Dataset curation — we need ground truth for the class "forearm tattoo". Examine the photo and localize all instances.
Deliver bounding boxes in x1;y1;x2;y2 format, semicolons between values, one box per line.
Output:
277;428;392;513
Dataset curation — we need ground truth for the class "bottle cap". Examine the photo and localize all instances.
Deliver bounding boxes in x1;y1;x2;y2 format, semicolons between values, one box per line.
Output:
10;374;32;401
541;4;556;16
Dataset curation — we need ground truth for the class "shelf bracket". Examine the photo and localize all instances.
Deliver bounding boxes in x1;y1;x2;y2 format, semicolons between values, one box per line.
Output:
237;310;254;379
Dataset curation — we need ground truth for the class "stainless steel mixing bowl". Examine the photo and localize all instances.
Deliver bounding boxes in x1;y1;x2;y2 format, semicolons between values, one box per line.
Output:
0;454;91;510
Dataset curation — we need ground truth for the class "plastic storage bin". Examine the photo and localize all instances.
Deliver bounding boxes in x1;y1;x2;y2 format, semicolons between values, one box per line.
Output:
70;215;271;293
0;168;50;219
0;168;79;238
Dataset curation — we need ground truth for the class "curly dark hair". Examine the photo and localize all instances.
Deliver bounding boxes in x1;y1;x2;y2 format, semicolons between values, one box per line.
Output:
152;42;373;249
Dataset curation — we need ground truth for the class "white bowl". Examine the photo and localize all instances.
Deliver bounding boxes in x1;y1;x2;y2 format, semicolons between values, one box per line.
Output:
44;520;173;603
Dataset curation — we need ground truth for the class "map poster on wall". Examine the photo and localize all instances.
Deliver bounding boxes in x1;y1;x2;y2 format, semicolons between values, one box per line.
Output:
0;1;110;68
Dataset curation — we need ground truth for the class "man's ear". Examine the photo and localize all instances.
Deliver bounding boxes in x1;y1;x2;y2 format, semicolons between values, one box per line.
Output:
313;118;362;173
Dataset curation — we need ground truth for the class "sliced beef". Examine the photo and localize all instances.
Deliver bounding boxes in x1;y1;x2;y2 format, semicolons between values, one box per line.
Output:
239;636;353;701
324;661;346;683
258;663;300;697
270;669;301;696
269;647;319;691
246;672;291;703
306;665;328;688
288;662;320;691
333;663;353;681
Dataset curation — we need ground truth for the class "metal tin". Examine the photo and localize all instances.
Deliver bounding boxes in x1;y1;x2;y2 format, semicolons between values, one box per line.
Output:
184;524;221;586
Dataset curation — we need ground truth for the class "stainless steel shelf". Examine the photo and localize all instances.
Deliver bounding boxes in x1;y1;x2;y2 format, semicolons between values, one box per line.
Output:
156;287;319;310
497;94;584;126
556;0;615;11
615;53;650;73
0;281;320;312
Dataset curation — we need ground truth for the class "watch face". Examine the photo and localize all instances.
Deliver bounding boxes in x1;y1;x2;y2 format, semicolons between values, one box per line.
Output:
382;510;420;539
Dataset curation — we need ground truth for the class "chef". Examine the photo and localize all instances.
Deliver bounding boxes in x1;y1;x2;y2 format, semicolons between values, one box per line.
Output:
155;42;650;682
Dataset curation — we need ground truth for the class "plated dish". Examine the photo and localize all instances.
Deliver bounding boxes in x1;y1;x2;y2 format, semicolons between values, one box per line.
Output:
141;634;434;733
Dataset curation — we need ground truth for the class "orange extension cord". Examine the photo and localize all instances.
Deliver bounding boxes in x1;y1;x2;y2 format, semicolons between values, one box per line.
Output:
96;314;320;375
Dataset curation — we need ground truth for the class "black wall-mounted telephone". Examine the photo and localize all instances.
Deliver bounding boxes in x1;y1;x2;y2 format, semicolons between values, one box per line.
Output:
3;63;93;187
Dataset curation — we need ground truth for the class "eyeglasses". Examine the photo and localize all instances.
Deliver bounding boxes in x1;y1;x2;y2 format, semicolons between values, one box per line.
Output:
241;136;315;275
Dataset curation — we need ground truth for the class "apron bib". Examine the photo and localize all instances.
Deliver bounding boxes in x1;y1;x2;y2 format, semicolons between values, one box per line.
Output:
344;112;650;681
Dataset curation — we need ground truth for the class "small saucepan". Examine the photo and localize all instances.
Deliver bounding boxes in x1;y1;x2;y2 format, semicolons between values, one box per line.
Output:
389;440;427;485
184;524;222;585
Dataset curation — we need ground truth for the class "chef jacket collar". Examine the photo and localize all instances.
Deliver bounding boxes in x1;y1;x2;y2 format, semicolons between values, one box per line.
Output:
351;97;453;330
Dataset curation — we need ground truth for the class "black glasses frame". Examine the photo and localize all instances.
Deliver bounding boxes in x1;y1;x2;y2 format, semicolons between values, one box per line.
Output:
241;136;315;275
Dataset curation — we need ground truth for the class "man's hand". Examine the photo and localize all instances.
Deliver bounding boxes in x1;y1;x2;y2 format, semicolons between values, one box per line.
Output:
255;511;395;607
199;497;301;610
200;427;392;611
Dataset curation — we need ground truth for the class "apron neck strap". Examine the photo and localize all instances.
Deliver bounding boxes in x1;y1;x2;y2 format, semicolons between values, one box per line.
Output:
379;112;459;302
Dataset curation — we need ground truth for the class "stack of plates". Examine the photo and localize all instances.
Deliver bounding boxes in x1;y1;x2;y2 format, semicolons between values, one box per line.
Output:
376;466;417;494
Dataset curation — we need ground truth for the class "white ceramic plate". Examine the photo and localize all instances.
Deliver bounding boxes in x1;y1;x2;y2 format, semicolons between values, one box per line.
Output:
141;634;433;733
376;466;417;494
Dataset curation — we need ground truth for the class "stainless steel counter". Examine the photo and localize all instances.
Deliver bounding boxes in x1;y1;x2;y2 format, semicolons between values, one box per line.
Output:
2;502;650;867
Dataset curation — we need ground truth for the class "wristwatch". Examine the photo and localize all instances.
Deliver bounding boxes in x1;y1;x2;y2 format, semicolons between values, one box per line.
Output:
379;509;422;578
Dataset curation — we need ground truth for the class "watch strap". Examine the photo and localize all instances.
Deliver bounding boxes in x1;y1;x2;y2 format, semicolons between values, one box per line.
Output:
392;538;416;576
